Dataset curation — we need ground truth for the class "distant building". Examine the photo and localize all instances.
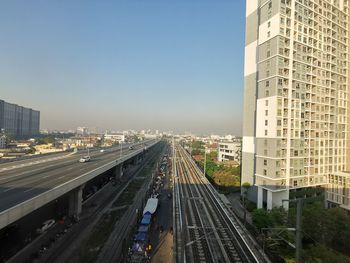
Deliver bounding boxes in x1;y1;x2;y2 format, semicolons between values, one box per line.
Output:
0;99;40;138
210;134;220;140
217;142;241;163
103;133;125;144
223;135;235;141
0;135;6;149
61;136;99;150
76;127;89;136
144;134;157;139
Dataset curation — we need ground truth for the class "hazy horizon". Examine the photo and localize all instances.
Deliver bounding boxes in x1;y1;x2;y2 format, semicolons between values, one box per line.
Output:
0;1;245;135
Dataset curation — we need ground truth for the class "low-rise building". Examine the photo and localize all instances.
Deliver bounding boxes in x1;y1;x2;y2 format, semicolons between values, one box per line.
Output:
103;133;125;144
217;142;241;163
76;127;89;136
61;136;100;150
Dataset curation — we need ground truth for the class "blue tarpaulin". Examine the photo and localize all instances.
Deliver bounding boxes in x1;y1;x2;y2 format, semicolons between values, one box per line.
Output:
141;216;151;225
143;214;151;220
135;232;147;241
138;225;149;232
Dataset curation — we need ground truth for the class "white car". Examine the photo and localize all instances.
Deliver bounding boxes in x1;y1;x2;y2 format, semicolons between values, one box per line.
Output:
79;156;91;163
37;219;55;234
100;149;105;153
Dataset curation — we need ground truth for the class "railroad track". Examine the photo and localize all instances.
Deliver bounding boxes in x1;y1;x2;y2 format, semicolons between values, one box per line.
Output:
173;144;264;263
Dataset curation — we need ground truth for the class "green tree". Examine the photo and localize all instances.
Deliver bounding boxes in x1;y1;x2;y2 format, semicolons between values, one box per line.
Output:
305;244;350;263
36;136;55;145
252;209;273;231
191;140;205;150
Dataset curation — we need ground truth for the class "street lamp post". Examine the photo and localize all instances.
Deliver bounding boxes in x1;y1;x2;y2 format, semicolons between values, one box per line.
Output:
203;148;207;178
120;141;123;177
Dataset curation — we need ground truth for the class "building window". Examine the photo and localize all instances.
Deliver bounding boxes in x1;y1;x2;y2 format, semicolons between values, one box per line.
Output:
265;120;268;126
264;160;267;166
268;21;271;28
265;100;269;106
265;110;268;116
266;81;270;87
267;31;271;38
263;169;267;176
265;130;268;136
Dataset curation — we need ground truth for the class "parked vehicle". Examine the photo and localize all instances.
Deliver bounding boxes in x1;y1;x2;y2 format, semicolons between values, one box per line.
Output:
129;146;134;150
37;219;55;234
79;156;91;163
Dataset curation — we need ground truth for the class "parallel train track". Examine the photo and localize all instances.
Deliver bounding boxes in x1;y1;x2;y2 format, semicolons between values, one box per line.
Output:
173;144;265;263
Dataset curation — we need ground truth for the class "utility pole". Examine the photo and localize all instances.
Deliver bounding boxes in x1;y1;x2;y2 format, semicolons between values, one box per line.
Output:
295;198;303;263
119;141;123;177
280;198;304;263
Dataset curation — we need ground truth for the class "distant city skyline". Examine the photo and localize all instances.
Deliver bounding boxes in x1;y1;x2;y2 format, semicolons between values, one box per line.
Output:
0;1;246;135
40;126;240;137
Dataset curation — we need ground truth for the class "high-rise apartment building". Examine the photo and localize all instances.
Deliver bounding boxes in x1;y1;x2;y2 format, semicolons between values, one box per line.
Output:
242;0;348;209
0;99;40;138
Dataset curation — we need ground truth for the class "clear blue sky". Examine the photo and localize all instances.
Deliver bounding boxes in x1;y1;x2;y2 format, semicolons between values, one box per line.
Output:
0;0;246;135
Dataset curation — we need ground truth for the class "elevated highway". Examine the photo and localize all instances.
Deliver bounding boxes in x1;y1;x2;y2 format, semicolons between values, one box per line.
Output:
0;140;160;230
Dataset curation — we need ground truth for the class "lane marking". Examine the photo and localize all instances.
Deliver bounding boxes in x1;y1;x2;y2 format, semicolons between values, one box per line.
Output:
0;153;75;173
24;188;34;193
3;187;14;193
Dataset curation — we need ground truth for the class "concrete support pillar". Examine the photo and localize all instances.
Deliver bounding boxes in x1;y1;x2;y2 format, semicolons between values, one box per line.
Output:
267;190;273;210
282;199;289;210
115;164;123;180
68;185;84;218
257;186;263;209
131;157;137;165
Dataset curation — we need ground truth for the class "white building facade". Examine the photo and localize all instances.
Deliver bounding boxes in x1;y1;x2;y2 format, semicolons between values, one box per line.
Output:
217;142;241;163
242;0;349;210
103;133;125;143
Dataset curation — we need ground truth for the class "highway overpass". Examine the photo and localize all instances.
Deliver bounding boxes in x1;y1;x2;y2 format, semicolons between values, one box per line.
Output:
0;140;160;230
